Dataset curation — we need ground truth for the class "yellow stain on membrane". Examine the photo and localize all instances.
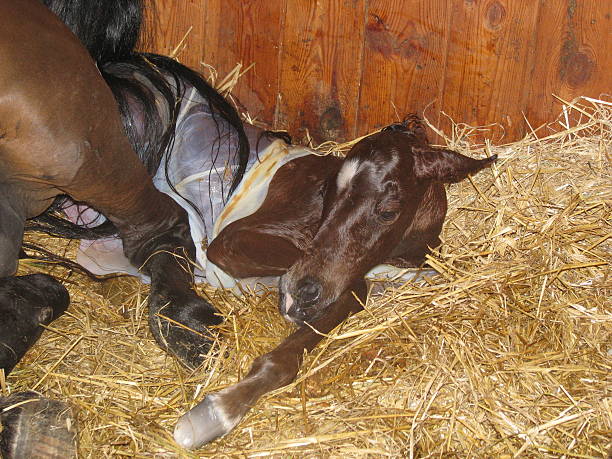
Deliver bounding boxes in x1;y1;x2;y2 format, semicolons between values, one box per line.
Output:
212;140;314;239
206;140;314;288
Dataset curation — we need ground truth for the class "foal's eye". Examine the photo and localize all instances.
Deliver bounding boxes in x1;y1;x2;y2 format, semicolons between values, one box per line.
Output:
376;196;401;224
379;210;399;223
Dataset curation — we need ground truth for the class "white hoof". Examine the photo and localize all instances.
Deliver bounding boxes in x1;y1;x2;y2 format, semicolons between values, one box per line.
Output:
174;395;239;450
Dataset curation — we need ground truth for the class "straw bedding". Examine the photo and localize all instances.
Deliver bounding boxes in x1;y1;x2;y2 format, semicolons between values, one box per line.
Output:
5;97;610;458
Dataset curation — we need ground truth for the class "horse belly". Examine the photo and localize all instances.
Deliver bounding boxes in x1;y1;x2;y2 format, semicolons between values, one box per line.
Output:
0;1;117;215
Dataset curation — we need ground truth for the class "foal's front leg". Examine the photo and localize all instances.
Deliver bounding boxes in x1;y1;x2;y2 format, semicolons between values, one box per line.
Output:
207;227;303;278
173;280;366;450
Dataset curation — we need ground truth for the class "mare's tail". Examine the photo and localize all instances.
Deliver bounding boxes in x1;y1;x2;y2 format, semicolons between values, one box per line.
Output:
29;0;250;240
41;0;142;62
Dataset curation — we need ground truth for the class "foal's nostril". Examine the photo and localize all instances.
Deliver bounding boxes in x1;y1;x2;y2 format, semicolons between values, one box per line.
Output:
296;278;322;304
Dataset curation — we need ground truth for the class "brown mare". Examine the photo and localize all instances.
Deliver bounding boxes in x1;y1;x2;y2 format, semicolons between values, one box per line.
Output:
1;1;252;455
0;0;225;381
173;119;497;449
0;0;253;377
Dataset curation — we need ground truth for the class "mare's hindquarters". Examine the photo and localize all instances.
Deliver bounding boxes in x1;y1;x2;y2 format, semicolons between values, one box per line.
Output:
0;0;219;368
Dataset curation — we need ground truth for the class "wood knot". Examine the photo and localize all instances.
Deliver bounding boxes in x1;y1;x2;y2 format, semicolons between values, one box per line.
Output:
559;35;594;87
319;106;344;141
485;0;506;30
365;14;425;60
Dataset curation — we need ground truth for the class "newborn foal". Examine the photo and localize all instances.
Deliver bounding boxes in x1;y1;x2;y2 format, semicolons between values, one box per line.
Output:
174;119;497;448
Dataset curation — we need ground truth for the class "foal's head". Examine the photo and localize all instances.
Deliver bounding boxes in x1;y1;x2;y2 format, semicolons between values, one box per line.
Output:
279;118;496;324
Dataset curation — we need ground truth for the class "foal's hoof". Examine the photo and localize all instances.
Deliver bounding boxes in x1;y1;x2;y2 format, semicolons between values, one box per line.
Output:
0;391;77;459
174;394;237;450
148;291;222;369
0;274;70;375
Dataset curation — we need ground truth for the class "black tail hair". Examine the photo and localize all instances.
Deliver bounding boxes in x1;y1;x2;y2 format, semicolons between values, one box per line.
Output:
21;242;127;282
30;0;251;241
41;0;143;62
261;130;292;145
133;53;250;192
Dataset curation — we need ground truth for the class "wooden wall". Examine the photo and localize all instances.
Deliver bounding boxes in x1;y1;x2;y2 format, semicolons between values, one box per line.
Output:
146;0;611;143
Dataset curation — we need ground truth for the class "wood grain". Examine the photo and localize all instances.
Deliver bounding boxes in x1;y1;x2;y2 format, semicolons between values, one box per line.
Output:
145;0;612;143
440;0;541;142
145;0;205;69
277;0;366;142
526;0;612;134
203;0;286;124
358;0;451;139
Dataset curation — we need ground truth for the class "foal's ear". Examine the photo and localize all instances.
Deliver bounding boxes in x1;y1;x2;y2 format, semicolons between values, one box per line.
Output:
413;147;497;183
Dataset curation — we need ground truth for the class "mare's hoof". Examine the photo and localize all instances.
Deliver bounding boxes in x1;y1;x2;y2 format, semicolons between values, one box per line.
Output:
0;274;70;375
0;391;77;459
148;291;222;370
174;394;236;450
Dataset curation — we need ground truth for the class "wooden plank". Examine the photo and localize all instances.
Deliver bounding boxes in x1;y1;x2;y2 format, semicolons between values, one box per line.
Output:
277;0;366;142
440;0;541;143
358;0;451;140
144;0;612;142
526;0;612;134
144;0;205;69
203;0;286;125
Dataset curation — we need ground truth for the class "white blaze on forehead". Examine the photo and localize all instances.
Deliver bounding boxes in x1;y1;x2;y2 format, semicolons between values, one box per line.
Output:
336;158;360;191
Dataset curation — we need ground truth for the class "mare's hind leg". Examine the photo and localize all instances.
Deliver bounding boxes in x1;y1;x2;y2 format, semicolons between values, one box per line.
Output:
0;193;69;375
0;274;70;375
0;0;219;368
60;142;221;368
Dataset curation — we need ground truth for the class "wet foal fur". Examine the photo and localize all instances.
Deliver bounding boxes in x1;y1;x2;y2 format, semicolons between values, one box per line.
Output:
174;118;497;449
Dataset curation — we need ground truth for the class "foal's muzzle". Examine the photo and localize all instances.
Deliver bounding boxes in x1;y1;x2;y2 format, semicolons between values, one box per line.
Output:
279;275;325;324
